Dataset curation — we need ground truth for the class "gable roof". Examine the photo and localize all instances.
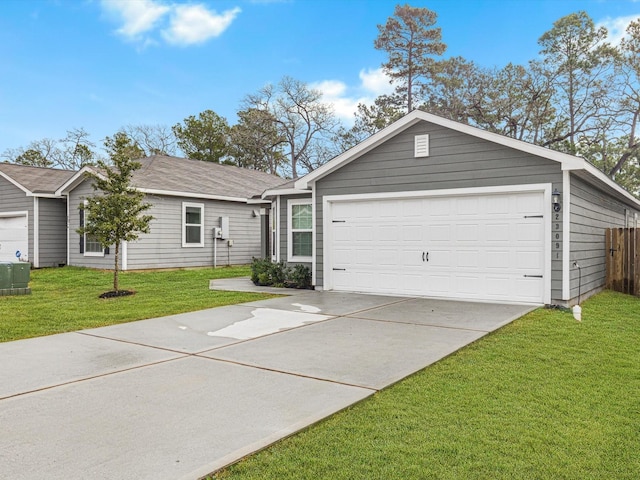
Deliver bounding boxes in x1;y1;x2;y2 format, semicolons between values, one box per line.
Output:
57;155;284;203
294;110;640;208
0;163;76;196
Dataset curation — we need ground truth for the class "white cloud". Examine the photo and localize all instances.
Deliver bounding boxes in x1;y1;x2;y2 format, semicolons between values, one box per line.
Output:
311;68;395;124
597;14;640;46
359;68;395;96
100;0;241;47
162;5;241;46
101;0;170;40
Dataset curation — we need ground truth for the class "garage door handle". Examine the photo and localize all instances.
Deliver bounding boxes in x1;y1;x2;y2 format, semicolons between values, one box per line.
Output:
523;275;543;278
422;252;429;262
333;268;346;271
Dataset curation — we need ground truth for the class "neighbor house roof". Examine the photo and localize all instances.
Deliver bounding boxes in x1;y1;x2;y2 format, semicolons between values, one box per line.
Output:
57;155;285;203
0;163;76;196
293;109;640;208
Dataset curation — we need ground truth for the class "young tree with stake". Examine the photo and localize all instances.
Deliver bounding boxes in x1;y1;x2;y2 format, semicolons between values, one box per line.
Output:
77;133;153;295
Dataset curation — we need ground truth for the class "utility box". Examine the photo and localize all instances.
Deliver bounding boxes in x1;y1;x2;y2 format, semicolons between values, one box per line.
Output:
12;262;30;288
220;216;229;240
0;262;31;295
0;263;11;289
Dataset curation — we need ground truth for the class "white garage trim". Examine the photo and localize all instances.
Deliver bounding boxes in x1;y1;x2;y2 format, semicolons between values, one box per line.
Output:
323;184;552;304
562;171;571;300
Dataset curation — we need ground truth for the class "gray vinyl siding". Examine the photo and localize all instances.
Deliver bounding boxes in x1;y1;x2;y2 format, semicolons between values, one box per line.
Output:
37;197;67;267
68;180;114;269
315;121;564;300
0;176;33;262
568;174;639;302
68;179;263;270
277;194;312;270
125;195;262;270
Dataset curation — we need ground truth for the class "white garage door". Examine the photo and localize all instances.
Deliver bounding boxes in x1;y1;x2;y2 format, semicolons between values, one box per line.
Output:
327;191;547;303
0;215;28;262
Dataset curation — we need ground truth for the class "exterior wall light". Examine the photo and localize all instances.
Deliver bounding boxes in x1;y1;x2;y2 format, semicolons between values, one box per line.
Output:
552;188;561;212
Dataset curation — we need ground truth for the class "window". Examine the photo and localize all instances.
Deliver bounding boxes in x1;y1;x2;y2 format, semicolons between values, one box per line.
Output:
183;202;204;247
80;204;105;257
288;199;312;261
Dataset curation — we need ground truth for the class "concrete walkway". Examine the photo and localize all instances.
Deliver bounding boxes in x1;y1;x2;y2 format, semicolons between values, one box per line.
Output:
1;279;535;480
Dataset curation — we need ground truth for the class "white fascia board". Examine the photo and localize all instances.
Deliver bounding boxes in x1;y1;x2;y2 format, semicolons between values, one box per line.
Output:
261;187;311;199
29;193;62;198
136;188;248;203
55;166;101;196
0;170;30;194
247;197;272;205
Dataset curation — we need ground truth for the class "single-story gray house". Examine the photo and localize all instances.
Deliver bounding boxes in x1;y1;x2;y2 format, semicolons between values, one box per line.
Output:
0;163;75;267
263;110;640;306
56;155;283;270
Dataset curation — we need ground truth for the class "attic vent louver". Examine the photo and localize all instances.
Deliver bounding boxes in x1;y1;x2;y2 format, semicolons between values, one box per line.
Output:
414;134;429;157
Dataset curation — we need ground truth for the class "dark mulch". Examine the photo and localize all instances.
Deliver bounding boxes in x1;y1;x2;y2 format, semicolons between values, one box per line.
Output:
99;290;136;299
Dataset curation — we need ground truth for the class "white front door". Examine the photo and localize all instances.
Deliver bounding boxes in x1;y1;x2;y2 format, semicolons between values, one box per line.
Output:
0;215;28;262
327;189;548;303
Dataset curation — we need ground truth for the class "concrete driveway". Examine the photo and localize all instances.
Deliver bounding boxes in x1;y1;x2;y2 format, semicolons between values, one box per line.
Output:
0;280;535;480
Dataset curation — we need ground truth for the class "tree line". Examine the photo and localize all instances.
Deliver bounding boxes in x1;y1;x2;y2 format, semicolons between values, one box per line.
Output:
3;5;640;193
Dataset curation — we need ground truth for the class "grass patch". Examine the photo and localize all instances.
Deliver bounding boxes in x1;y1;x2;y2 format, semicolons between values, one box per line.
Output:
211;290;640;480
0;266;274;342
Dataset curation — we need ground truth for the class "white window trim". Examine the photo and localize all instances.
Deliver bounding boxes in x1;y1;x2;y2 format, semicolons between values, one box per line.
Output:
182;202;204;248
83;200;105;257
287;198;313;263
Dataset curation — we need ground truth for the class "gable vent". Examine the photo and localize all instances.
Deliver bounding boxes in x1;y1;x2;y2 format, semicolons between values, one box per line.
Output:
414;134;430;157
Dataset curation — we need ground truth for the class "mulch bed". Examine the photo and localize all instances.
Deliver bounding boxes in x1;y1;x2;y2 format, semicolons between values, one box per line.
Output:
99;290;135;299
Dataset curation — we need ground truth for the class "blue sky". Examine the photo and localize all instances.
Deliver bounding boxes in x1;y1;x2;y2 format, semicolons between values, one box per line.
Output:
1;0;639;155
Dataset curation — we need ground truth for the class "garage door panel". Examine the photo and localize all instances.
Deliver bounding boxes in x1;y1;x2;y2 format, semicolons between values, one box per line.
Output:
456;250;480;268
378;225;398;241
456;197;479;215
0;215;28;262
457;275;483;295
327;190;546;303
427;224;450;241
515;250;544;270
485;223;512;242
485;276;511;296
401;199;422;217
516;193;544;213
485;250;510;268
427;274;451;293
516;221;544;242
355;249;374;266
514;277;544;301
456;223;480;241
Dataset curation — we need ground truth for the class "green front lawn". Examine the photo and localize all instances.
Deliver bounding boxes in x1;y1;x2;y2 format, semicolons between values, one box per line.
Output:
212;290;640;480
0;266;273;342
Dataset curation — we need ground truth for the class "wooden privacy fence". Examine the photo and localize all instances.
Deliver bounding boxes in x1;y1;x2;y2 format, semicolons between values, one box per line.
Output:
605;228;640;295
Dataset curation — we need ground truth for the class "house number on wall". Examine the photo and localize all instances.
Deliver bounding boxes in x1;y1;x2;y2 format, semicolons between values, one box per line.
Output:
553;212;562;260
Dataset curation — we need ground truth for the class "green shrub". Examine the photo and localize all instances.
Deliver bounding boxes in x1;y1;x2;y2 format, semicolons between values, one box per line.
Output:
250;258;272;285
288;264;312;289
250;259;312;289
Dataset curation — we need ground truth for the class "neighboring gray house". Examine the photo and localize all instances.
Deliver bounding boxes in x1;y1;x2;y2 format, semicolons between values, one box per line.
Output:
0;163;75;267
263;110;640;306
57;155;284;270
